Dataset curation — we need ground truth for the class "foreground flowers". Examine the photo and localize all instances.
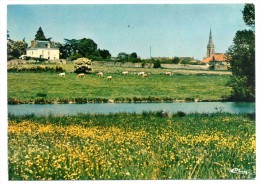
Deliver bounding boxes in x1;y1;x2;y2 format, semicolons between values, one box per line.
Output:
8;112;255;180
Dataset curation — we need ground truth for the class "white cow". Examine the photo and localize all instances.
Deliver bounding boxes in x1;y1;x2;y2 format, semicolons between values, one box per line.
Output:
107;76;113;81
138;72;145;76
77;73;85;78
164;71;172;76
122;71;129;75
97;72;104;77
58;72;65;77
141;74;148;78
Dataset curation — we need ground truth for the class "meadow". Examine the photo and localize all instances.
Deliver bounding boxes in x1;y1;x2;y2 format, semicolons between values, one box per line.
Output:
8;71;231;104
8;112;255;180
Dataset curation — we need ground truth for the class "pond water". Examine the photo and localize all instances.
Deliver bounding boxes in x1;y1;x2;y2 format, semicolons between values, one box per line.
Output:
8;102;255;116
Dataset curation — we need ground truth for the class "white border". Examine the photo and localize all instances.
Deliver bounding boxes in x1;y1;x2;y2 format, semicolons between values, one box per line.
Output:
1;1;259;184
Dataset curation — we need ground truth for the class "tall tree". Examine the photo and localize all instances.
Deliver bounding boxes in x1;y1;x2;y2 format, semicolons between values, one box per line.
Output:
35;27;47;40
242;4;255;29
77;38;97;57
226;3;255;101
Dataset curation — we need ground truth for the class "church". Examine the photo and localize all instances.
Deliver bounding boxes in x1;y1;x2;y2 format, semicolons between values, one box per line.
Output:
202;29;226;63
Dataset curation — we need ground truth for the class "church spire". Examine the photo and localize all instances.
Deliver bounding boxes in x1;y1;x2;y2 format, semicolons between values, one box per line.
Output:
207;28;215;57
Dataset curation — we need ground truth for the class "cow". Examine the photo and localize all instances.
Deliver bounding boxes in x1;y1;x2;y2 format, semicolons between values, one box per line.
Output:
164;71;172;76
141;74;148;78
138;72;145;76
122;71;129;75
107;76;113;81
77;73;85;78
58;72;65;77
97;72;104;77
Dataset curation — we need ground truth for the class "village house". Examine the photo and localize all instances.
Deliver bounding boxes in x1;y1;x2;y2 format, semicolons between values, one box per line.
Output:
26;40;60;60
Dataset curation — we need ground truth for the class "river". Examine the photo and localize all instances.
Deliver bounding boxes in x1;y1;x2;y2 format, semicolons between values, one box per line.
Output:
8;102;255;116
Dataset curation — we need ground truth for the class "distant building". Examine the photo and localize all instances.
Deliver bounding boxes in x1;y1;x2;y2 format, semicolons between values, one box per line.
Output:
26;40;59;60
151;57;174;61
203;29;226;64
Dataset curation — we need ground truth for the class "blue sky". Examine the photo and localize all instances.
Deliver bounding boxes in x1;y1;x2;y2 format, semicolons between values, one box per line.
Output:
7;4;247;60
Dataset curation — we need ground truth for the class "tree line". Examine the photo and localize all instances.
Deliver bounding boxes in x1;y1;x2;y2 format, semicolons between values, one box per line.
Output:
7;27;143;63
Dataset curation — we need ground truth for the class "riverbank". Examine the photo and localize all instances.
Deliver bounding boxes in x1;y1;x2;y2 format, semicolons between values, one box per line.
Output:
8;112;255;180
8;73;231;104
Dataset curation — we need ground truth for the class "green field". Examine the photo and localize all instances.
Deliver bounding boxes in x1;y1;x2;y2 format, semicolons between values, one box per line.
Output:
8;72;231;104
8;112;255;180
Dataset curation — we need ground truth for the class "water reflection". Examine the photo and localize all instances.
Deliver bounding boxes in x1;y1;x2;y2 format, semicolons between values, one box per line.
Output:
8;102;255;116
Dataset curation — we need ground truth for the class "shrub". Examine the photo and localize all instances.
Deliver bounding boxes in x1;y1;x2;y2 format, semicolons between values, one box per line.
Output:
153;60;161;68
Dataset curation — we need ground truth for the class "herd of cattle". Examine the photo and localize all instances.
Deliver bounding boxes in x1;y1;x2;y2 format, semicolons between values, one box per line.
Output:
58;71;173;80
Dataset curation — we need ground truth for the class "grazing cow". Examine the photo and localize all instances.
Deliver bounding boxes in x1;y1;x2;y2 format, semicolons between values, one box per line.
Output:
58;72;65;77
107;76;113;81
122;71;128;75
138;72;145;76
141;74;148;78
97;72;104;77
77;73;85;78
164;71;172;76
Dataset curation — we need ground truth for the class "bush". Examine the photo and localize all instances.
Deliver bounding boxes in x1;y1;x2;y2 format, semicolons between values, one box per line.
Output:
7;65;65;73
153;60;161;68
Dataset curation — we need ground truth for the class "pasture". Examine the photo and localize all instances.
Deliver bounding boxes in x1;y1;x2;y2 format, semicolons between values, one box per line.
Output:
8;72;231;104
8;112;255;180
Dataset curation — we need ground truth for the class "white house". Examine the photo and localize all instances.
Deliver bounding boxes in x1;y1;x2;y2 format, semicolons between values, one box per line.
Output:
26;40;59;60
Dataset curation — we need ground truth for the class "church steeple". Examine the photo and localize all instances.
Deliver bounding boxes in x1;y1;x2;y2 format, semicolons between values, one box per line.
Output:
207;28;215;57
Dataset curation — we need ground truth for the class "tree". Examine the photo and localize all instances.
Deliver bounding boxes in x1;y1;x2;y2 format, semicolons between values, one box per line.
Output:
62;38;99;60
130;52;137;59
242;4;255;29
7;41;27;60
226;3;255;101
98;49;111;59
35;27;47;40
172;57;180;64
118;52;128;61
153;60;161;68
77;38;98;57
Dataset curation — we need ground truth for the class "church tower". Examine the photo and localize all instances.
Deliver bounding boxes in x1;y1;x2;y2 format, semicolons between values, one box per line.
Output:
206;28;215;57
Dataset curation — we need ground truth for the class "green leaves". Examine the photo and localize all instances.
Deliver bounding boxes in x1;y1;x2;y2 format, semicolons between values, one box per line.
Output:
226;4;255;101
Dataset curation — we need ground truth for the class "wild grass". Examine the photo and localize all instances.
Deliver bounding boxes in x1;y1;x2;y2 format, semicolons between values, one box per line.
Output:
8;112;255;180
8;72;231;104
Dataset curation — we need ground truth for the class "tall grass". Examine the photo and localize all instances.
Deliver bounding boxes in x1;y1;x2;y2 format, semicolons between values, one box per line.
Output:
8;112;255;180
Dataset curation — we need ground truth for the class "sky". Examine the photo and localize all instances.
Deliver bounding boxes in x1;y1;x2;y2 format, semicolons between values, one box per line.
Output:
7;3;248;60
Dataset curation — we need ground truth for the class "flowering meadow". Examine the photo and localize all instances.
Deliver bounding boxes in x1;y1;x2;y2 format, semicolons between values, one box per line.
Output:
8;112;255;180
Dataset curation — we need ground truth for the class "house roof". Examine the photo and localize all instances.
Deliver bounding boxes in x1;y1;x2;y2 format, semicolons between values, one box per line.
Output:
203;53;226;63
35;41;50;48
30;40;58;49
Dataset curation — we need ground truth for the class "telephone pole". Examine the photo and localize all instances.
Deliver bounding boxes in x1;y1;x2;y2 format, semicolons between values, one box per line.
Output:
150;46;152;59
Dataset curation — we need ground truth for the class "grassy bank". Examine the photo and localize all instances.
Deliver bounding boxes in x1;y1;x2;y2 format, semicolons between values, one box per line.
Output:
8;72;231;104
8;112;255;180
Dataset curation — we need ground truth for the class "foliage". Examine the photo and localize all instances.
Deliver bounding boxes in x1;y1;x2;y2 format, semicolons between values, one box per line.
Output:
226;4;255;101
172;57;180;64
74;58;92;74
153;60;161;68
98;49;111;59
117;52;141;63
242;4;255;29
61;38;111;61
8;113;255;179
35;27;51;41
7;65;65;73
7;40;27;60
68;53;83;61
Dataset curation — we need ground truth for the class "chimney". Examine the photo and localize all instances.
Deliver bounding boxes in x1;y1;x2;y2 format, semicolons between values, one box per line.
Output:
31;40;36;48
